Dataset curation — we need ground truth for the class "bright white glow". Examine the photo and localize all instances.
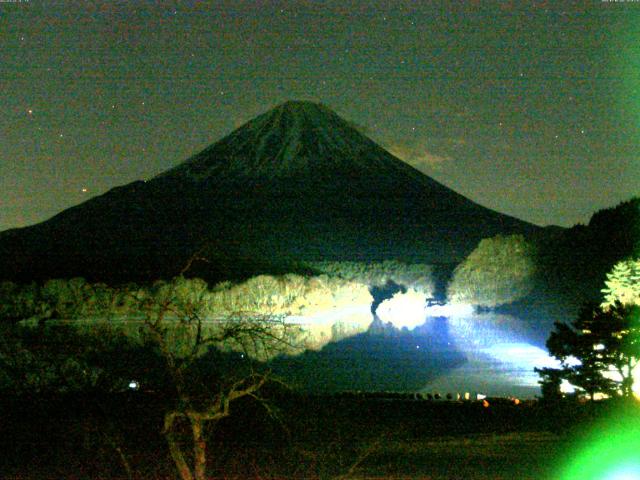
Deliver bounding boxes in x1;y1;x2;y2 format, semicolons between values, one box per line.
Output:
425;303;473;318
561;379;576;394
128;380;139;390
376;289;428;330
635;363;640;399
474;342;566;388
551;356;640;398
604;463;640;480
482;342;562;369
594;343;605;351
565;355;581;367
598;363;640;399
425;311;564;396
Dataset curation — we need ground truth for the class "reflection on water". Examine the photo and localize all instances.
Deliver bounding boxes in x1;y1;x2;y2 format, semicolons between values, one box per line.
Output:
422;310;559;398
269;315;466;392
271;304;557;397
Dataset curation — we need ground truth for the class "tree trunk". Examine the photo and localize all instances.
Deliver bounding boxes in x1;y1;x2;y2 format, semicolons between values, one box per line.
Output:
165;413;194;480
191;416;207;480
114;445;134;480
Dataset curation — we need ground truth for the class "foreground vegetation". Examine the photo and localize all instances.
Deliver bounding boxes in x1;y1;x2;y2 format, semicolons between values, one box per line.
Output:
0;197;638;478
2;390;626;480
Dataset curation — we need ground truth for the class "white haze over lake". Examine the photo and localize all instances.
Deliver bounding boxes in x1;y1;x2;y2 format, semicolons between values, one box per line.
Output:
283;294;563;398
374;300;562;398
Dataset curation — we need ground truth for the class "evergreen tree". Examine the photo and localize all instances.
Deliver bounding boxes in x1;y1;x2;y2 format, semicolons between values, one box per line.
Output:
601;258;640;309
543;302;640;398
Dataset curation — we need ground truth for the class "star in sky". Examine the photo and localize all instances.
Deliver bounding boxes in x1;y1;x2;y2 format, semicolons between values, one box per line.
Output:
0;1;638;231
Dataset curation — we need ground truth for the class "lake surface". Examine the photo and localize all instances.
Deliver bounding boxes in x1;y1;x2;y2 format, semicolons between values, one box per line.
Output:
272;306;560;397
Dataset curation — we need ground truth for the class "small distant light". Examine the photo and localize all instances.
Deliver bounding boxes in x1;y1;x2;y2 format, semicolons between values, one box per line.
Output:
416;345;420;349
81;188;88;193
128;380;139;390
27;109;33;115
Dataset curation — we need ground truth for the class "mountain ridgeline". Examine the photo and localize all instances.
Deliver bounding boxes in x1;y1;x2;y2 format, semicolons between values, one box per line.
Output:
1;101;539;283
535;197;640;305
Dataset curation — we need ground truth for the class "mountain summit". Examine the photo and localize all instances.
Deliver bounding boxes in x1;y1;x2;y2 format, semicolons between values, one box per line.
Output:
0;101;538;282
160;101;428;183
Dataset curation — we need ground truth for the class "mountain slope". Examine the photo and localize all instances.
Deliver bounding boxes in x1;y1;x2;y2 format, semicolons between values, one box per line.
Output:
0;101;539;283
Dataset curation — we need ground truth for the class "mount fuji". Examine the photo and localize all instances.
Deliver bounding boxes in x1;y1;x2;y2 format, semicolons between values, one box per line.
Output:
0;101;538;283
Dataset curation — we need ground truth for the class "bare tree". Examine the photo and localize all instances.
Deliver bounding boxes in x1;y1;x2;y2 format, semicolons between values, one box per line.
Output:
130;276;299;480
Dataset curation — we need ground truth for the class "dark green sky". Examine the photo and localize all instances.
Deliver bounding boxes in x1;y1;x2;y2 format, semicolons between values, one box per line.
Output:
1;0;638;230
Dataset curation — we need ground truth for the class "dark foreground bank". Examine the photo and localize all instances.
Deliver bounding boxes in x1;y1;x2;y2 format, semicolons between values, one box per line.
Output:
0;391;633;479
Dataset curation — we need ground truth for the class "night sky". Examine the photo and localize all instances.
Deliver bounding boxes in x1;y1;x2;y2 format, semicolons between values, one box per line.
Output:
2;0;639;232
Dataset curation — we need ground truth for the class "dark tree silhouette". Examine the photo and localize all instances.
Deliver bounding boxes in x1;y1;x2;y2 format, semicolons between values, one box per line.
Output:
541;302;640;399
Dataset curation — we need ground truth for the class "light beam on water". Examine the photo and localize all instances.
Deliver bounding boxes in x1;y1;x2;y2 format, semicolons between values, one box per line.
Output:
421;304;561;397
